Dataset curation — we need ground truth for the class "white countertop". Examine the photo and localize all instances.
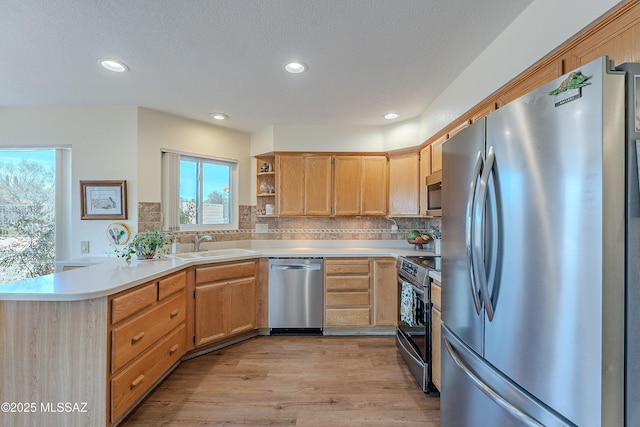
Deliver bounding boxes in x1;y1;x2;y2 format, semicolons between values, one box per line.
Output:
0;240;439;301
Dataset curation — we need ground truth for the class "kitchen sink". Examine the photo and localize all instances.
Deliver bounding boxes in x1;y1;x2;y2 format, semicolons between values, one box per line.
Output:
169;248;259;260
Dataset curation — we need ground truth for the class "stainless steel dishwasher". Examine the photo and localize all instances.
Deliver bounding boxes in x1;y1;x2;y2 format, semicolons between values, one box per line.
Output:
268;258;324;334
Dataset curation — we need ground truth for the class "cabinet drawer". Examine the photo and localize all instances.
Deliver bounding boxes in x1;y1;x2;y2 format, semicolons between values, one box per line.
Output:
325;308;370;326
196;261;256;284
431;280;441;310
112;293;186;373
326;291;370;307
111;324;186;422
111;283;157;325
158;270;186;300
326;275;370;291
325;259;370;275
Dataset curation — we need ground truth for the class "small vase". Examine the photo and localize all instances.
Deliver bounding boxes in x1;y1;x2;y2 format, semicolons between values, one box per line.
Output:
135;245;157;260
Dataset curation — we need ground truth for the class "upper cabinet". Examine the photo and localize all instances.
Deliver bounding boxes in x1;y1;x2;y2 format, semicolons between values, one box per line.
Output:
361;156;387;216
276;155;305;216
334;156;362;216
419;145;431;216
276;154;333;216
388;151;420;216
304;155;333;216
335;155;387;216
429;134;446;175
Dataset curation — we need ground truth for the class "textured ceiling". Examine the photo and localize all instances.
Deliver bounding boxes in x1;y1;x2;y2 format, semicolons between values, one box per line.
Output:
1;0;532;133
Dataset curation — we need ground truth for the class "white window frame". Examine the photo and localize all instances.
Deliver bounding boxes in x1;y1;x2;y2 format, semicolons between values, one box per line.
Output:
0;145;71;262
162;149;239;231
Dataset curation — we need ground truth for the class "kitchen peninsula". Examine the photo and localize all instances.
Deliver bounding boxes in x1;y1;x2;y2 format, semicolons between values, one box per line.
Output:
0;241;439;427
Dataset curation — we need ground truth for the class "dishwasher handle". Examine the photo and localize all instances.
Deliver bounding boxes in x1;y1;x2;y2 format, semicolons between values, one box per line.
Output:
270;264;322;270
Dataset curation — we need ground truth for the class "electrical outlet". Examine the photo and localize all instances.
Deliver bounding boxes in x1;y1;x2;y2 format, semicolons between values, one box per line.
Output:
391;224;398;232
80;241;90;254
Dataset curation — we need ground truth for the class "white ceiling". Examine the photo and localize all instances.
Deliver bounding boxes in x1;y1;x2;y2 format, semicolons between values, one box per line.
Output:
1;0;533;133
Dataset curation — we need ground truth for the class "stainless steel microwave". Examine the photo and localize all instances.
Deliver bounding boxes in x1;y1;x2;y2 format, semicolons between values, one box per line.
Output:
425;171;442;215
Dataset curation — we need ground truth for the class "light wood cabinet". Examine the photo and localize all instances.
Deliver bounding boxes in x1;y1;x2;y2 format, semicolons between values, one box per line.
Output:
108;270;187;424
431;279;442;392
419;145;431;216
276;154;333;216
276;155;305;216
372;258;397;326
194;260;258;347
305;155;333;215
334;155;387;216
325;258;371;326
430;135;446;175
361;156;388;215
334;156;362;216
388;151;420;216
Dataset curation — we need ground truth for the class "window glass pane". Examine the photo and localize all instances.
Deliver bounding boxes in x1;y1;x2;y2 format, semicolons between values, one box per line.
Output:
0;150;56;283
202;162;230;225
179;159;198;225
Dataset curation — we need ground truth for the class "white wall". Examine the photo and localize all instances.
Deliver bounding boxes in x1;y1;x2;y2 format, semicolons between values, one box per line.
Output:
0;106;139;258
273;125;385;153
416;0;621;141
137;108;252;205
249;0;622;153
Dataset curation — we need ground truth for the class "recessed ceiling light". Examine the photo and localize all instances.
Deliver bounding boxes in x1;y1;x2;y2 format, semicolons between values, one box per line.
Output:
209;113;228;120
384;113;399;120
100;60;129;73
284;61;307;74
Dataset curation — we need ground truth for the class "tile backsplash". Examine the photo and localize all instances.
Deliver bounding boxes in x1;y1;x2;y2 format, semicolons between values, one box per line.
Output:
139;203;441;244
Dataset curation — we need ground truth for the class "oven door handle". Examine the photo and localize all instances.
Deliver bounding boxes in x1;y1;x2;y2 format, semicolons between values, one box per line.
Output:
396;331;424;366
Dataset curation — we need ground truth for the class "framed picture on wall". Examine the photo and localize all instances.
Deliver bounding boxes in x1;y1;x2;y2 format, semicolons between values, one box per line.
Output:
80;180;127;220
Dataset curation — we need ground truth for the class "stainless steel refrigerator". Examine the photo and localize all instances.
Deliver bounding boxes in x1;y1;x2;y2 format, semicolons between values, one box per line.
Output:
441;56;640;426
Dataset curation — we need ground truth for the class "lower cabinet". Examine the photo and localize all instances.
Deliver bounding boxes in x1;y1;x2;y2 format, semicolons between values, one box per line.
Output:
325;258;371;326
194;260;258;347
108;270;188;424
324;257;397;327
431;278;442;392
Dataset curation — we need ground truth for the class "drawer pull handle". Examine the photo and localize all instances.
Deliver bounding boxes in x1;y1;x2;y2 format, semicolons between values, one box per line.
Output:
170;309;179;318
131;375;145;389
169;344;180;354
131;332;145;343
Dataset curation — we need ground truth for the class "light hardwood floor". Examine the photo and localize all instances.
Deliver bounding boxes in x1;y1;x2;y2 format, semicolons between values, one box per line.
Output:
121;335;440;426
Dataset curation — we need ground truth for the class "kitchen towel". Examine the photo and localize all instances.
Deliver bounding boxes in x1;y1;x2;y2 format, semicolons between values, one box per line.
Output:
401;282;416;327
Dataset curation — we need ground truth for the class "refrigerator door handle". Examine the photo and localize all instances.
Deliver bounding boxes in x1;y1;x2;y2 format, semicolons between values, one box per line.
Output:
473;145;496;321
444;336;544;427
466;150;484;314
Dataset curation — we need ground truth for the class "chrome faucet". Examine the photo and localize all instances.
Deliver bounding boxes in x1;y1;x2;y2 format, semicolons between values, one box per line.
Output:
194;233;212;251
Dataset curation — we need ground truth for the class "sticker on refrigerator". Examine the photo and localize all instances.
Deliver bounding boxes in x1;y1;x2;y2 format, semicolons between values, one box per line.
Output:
549;71;591;107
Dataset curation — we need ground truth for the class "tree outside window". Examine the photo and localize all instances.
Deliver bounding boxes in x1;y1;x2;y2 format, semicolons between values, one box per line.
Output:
0;150;56;284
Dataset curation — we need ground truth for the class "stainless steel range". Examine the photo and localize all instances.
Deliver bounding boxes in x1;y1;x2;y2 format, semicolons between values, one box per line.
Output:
396;255;439;394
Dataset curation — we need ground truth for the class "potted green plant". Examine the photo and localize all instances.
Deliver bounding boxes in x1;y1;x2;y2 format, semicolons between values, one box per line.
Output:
117;230;173;261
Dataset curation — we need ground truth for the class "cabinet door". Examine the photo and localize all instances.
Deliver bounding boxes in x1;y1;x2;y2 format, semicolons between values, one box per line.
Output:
334;156;362;216
419;146;431;216
304;155;333;216
194;282;227;346
372;258;397;326
228;277;256;335
361;156;387;216
277;155;305;216
430;135;446;174
388;152;419;216
432;307;442;392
